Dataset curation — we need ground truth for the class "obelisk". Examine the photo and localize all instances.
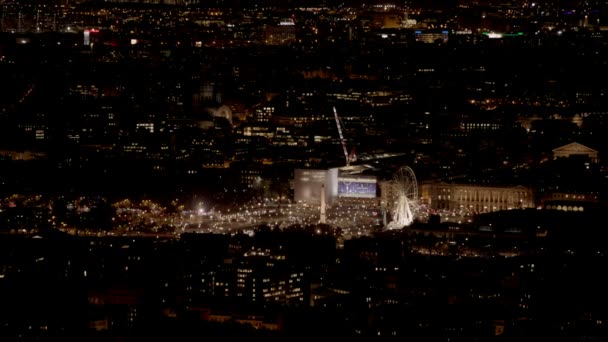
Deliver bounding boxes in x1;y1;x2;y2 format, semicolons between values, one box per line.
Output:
320;183;327;224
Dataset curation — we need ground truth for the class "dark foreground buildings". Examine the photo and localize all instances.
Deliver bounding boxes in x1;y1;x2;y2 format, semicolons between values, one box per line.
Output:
1;210;608;340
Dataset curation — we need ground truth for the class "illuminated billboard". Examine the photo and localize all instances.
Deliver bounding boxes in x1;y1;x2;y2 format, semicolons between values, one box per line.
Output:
338;176;377;198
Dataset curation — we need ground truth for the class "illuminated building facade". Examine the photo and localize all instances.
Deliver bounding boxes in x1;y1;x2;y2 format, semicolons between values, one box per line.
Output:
552;142;599;163
254;106;275;123
541;192;598;212
420;182;534;213
264;20;296;46
236;249;306;307
414;30;449;44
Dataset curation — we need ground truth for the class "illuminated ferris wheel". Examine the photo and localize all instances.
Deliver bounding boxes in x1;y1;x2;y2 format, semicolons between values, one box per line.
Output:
387;166;418;229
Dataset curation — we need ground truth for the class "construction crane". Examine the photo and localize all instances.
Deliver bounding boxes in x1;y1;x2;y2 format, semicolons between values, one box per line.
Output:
333;106;357;166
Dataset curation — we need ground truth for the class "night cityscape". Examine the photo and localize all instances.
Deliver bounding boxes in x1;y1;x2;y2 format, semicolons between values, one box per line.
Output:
1;0;608;340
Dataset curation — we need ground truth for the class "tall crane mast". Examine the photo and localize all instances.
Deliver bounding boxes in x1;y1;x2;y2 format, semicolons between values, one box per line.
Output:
333;106;356;166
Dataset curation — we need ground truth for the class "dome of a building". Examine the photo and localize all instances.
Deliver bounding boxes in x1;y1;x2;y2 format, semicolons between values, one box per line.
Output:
206;105;233;125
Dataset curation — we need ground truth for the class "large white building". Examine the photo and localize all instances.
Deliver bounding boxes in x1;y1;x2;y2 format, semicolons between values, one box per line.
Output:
293;168;339;204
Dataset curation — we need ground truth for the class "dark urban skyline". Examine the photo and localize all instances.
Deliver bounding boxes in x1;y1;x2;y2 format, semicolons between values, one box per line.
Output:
1;0;608;340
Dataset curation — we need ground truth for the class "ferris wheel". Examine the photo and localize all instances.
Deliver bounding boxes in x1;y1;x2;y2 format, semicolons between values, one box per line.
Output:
387;166;418;229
